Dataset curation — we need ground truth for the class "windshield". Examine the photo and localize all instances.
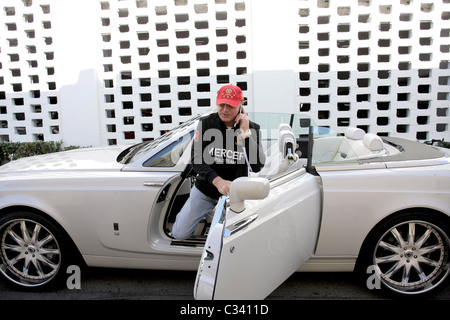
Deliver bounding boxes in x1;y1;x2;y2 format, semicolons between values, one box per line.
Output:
143;131;195;167
117;114;201;164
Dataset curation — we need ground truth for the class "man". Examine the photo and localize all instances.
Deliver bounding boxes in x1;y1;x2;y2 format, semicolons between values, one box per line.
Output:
171;84;265;240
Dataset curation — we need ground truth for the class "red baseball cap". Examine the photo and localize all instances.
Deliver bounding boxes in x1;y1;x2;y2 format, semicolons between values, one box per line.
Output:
216;84;244;107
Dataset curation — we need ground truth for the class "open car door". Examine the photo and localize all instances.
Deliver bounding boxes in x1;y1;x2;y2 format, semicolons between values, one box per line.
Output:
194;170;321;300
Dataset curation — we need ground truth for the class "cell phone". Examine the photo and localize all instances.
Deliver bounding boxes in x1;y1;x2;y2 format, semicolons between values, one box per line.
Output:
234;106;242;128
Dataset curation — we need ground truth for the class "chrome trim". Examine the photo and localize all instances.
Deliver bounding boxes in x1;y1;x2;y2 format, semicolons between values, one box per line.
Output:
315;157;449;172
315;162;386;172
224;214;258;237
384;158;449;169
210;196;228;231
269;168;306;188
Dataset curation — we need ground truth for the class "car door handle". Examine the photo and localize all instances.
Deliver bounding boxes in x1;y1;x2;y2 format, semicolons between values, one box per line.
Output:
224;214;258;237
143;181;165;187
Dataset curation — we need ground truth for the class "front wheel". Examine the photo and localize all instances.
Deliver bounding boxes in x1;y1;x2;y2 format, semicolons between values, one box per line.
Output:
360;212;450;296
0;211;72;290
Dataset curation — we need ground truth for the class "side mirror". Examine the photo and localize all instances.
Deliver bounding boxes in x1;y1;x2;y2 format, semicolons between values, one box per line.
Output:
229;177;270;213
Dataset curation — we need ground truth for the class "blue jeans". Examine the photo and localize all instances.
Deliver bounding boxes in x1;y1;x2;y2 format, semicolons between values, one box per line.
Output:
172;186;218;240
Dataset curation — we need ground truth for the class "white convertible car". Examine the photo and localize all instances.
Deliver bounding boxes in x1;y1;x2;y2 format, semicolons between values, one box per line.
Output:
0;111;449;299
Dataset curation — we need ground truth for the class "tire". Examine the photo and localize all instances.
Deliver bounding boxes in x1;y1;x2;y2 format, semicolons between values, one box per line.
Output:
359;211;450;297
0;211;72;290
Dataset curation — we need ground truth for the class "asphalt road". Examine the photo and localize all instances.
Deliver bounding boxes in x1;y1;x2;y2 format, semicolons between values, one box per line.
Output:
0;267;449;300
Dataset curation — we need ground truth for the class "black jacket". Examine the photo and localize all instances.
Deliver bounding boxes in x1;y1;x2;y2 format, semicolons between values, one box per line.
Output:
192;112;265;200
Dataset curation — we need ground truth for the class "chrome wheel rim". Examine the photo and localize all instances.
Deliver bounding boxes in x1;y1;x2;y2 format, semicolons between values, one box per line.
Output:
0;219;61;287
374;220;450;295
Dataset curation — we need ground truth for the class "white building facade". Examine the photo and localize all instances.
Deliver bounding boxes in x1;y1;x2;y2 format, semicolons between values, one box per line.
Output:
1;0;449;147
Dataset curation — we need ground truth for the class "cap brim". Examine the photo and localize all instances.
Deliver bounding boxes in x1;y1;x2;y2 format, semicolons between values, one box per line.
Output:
216;98;241;107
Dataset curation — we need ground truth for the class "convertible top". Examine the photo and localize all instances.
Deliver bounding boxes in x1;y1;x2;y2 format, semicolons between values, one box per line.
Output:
381;137;447;162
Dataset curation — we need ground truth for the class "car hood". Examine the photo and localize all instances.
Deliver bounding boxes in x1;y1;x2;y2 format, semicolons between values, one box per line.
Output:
0;146;127;174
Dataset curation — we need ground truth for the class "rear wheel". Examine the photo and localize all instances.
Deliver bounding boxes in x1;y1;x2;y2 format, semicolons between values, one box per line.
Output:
0;211;72;290
360;212;450;296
